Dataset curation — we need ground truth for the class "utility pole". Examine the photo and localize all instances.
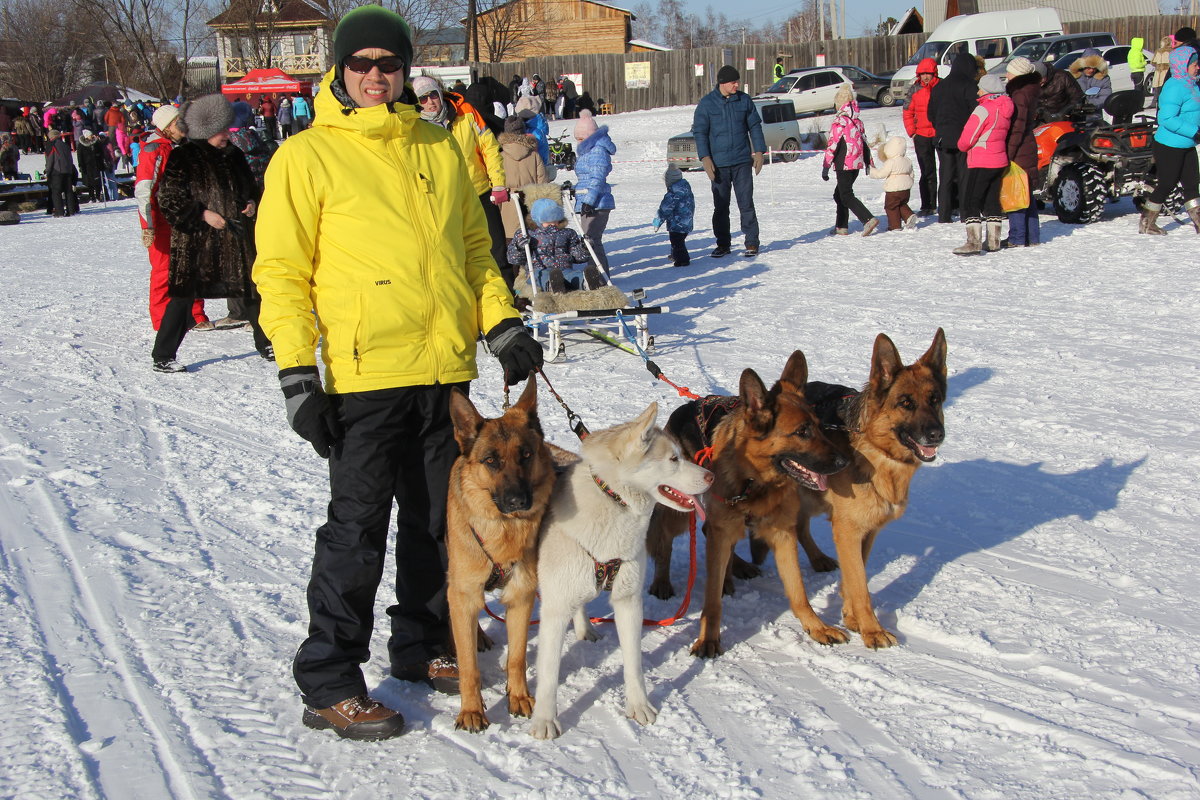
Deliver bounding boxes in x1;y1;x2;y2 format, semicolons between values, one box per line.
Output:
820;0;825;42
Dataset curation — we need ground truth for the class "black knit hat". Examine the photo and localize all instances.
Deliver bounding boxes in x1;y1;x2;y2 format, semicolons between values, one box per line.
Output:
333;5;414;81
503;114;526;134
716;65;740;84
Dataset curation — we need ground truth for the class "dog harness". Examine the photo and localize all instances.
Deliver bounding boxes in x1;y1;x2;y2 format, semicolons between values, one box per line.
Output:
470;526;513;592
584;471;627;590
805;382;861;432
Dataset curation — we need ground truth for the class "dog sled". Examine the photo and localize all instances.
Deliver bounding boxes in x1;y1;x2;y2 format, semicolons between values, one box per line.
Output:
511;184;668;362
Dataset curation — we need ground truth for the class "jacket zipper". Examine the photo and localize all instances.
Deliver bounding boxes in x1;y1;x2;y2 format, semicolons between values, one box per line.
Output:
389;137;440;378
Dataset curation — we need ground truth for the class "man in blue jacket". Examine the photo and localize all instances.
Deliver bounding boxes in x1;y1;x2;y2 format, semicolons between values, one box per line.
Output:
692;65;766;257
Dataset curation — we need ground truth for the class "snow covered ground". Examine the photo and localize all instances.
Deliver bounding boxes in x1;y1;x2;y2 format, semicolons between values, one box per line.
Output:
2;104;1199;800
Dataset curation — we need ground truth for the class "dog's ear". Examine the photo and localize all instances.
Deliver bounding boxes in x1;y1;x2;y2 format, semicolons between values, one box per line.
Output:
869;333;903;395
918;328;948;381
510;377;545;438
448;387;485;452
777;349;808;395
632;401;659;448
739;368;772;429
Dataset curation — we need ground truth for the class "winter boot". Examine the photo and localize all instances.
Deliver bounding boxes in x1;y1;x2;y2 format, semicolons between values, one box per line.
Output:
953;222;983;256
547;268;567;293
1183;197;1200;233
984;219;1003;252
302;695;405;741
1139;201;1167;235
583;264;604;290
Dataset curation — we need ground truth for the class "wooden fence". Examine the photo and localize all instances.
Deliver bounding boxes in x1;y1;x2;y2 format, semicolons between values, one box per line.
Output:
469;14;1200;115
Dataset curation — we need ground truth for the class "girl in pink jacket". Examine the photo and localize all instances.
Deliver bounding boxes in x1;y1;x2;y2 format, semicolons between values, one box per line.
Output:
822;85;878;236
954;74;1015;255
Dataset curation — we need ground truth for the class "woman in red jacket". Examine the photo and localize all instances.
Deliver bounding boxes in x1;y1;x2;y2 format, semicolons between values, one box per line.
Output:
903;57;939;215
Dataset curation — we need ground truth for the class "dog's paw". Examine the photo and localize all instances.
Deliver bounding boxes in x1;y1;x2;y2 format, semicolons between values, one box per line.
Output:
626;700;658;726
730;555;761;580
509;693;535;718
860;628;899;649
808;553;839;573
529;716;562;739
455;710;491;733
689;637;724;658
806;625;850;646
576;619;600;642
647;579;676;600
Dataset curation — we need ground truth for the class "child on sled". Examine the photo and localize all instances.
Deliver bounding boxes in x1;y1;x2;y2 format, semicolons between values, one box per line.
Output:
508;197;602;293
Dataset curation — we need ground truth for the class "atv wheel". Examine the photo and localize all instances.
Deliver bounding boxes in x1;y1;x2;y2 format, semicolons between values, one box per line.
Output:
777;137;800;163
1053;162;1105;224
876;89;895;107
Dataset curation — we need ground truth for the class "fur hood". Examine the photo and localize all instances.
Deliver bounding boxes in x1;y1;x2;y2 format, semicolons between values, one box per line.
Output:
1069;54;1109;79
498;131;539;153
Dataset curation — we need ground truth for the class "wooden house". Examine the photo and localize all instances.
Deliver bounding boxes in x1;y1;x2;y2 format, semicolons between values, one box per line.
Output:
472;0;637;61
207;0;335;85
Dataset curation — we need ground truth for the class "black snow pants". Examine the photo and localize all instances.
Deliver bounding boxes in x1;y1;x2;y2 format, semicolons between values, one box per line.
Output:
293;383;464;709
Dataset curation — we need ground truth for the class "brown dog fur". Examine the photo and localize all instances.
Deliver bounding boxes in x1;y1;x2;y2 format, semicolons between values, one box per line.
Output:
798;329;947;649
675;351;851;657
446;380;556;732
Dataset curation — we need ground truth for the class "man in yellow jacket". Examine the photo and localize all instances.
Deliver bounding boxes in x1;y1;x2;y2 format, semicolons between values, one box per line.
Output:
253;5;542;742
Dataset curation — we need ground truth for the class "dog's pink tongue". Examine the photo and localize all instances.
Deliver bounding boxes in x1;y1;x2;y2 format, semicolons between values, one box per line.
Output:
812;472;829;491
685;492;706;523
917;443;938;460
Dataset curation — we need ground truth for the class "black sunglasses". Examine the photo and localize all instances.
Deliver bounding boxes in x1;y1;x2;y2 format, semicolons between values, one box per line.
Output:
342;55;406;75
417;91;440;103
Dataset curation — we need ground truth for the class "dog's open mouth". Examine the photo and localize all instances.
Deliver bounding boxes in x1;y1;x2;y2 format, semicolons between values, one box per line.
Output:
904;435;939;463
658;485;706;522
780;458;829;491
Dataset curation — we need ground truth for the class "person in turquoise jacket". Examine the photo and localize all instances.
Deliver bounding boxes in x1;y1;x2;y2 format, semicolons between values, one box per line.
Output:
1142;45;1200;234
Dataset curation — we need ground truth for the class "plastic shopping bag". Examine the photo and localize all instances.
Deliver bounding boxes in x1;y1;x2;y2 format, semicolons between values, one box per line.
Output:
1000;162;1030;213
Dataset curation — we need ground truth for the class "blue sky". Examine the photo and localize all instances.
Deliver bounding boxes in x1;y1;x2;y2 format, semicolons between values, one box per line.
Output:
679;0;916;37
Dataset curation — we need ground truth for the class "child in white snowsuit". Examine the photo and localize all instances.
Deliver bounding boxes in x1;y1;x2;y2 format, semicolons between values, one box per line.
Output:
507;197;599;293
869;136;917;231
654;162;695;266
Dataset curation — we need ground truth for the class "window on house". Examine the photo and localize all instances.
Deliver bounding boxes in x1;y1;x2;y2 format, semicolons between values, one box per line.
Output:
294;33;312;55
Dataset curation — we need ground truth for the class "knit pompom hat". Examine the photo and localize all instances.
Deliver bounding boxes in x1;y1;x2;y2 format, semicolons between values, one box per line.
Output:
574;109;598;140
411;75;440;98
181;94;234;141
1006;56;1035;76
530;197;565;225
664;162;683;187
333;5;414;81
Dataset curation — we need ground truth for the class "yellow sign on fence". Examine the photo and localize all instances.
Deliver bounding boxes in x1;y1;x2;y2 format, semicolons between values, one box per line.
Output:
625;61;651;89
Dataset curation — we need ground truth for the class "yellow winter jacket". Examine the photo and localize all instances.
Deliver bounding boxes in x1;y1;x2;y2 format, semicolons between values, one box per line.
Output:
253;70;518;394
445;93;505;195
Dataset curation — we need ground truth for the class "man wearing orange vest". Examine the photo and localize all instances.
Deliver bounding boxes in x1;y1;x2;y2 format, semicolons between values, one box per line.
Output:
135;105;211;331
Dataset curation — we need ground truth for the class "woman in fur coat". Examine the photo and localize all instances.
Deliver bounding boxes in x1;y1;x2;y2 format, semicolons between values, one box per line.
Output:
1004;57;1042;247
150;94;272;373
497;115;548;240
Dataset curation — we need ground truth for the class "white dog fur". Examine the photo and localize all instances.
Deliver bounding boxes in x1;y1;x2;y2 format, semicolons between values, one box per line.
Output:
530;402;713;739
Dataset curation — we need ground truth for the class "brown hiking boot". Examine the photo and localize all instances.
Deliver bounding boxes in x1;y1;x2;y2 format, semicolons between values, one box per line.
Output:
301;695;405;741
392;655;460;695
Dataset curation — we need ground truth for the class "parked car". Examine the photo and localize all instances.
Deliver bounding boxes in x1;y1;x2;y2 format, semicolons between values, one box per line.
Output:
1051;45;1152;93
757;67;852;115
667;98;802;170
987;32;1118;78
828;65;898;106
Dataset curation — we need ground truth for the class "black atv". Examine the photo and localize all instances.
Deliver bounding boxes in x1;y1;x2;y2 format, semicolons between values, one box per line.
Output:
548;132;576;171
1037;90;1180;224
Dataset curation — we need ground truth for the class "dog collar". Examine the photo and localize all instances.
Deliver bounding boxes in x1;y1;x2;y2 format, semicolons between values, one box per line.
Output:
470;525;513;592
591;472;628;508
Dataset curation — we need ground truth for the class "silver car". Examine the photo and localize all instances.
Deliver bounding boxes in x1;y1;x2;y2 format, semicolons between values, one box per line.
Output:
667;98;802;170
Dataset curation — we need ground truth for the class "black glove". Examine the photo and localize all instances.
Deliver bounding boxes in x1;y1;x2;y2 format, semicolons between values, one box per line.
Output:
581;202;596;215
821;165;830;182
279;366;343;458
486;318;543;386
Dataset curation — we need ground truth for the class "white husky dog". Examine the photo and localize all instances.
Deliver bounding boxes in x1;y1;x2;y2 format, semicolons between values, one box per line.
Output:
530;402;713;739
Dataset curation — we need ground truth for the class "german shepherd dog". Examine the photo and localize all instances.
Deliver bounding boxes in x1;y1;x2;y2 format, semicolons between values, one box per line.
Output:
797;329;947;649
446;379;556;732
645;351;851;658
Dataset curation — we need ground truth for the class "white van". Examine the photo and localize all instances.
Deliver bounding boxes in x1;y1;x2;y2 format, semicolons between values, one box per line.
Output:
890;8;1062;96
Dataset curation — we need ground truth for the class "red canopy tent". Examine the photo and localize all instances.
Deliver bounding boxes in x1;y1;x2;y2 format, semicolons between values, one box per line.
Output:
220;68;312;98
